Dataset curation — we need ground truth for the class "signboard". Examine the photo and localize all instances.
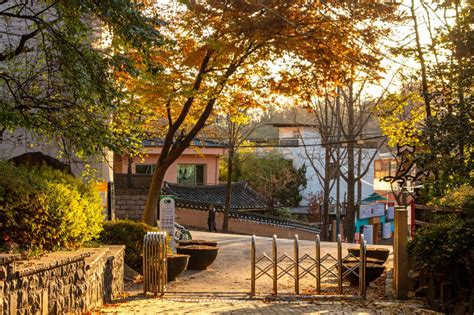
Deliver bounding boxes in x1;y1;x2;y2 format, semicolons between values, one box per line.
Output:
359;203;385;219
159;195;176;251
387;202;395;220
96;181;108;217
383;223;392;239
363;225;374;244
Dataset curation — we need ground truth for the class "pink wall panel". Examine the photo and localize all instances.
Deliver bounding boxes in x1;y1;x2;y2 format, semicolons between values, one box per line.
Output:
117;152;221;185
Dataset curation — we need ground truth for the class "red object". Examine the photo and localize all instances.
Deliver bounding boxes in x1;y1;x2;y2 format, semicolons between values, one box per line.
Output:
354;232;360;244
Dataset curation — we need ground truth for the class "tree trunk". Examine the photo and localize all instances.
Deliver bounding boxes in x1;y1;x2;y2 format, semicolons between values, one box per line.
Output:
411;0;431;117
345;145;356;242
222;147;234;232
142;162;167;226
321;145;332;240
357;149;363;205
344;81;357;242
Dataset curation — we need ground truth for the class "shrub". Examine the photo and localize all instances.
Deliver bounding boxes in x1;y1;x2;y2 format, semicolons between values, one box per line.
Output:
99;220;163;273
408;216;474;273
238;151;307;212
431;184;474;215
408;215;474;311
0;161;103;254
276;207;294;219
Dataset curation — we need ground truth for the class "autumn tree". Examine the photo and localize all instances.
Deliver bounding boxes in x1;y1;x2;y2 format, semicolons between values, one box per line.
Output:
385;0;473;199
0;0;162;157
213;91;262;232
297;82;388;242
333;80;387;242
128;0;400;225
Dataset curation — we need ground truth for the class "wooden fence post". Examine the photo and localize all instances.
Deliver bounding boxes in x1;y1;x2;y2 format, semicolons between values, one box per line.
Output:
394;206;409;299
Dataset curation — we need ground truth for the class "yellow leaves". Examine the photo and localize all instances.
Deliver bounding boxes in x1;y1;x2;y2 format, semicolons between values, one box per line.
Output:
183;44;209;67
374;91;425;147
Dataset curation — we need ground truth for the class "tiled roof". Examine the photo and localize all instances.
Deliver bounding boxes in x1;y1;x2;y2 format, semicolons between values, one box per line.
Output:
142;138;227;148
162;181;268;211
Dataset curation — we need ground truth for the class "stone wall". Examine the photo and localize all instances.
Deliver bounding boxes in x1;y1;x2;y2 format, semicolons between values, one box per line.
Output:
114;174;153;190
115;189;147;220
0;246;124;314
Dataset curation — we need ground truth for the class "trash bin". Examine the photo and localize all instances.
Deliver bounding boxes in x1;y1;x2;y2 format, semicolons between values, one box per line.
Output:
143;231;167;295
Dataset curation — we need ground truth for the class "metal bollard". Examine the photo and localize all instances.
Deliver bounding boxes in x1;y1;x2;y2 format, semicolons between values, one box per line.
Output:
251;235;256;296
294;234;299;295
272;235;278;295
143;231;167;295
337;234;343;294
316;234;321;294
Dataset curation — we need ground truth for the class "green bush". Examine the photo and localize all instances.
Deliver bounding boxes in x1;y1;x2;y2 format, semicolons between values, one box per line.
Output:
98;220;159;273
431;184;474;214
238;151;307;211
0;161;103;254
408;215;474;310
408;216;474;273
276;207;294;219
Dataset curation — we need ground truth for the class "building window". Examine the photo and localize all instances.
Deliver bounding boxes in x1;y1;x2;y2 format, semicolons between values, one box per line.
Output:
390;160;398;176
374;159;398;179
177;164;205;185
135;164;155;175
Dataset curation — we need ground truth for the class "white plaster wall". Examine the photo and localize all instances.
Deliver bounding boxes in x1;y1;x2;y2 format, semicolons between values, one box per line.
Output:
272;127;375;206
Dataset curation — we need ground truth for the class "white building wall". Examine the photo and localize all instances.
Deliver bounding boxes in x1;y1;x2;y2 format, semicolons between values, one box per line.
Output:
273;127;375;206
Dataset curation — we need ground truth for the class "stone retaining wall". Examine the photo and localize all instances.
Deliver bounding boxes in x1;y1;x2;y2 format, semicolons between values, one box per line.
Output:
0;246;124;314
114;174;153;190
115;189;147;220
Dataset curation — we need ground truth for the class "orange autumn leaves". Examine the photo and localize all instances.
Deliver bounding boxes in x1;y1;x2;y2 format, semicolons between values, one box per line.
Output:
116;0;401;138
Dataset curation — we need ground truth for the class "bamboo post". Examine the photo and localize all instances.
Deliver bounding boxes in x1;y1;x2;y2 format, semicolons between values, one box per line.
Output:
272;235;278;295
294;234;300;294
251;235;256;296
359;234;366;298
337;234;343;294
316;234;321;294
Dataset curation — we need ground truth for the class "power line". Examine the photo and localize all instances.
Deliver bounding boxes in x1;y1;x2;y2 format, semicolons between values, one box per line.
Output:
187;134;387;148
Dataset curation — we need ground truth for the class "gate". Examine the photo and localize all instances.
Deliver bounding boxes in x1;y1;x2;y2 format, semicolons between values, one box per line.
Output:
143;231;168;295
251;234;367;297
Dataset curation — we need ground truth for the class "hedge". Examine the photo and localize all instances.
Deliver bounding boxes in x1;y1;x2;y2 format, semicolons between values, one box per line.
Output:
0;161;103;254
98;220;159;273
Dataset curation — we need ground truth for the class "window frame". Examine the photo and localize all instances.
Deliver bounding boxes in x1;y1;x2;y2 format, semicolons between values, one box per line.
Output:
177;164;206;186
135;164;156;175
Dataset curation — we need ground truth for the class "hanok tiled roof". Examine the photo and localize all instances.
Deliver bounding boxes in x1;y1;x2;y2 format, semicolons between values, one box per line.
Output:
162;181;267;211
143;138;227;148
